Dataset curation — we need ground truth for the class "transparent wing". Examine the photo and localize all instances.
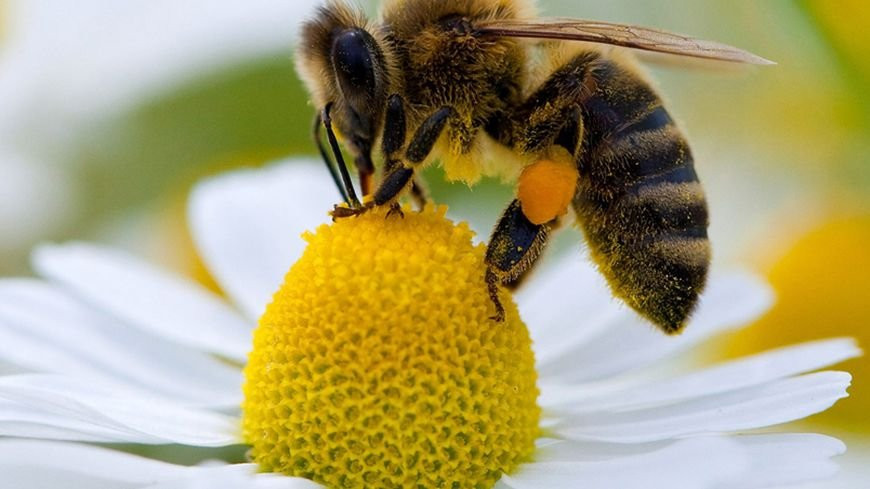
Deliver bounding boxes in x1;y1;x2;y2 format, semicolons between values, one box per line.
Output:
475;18;774;65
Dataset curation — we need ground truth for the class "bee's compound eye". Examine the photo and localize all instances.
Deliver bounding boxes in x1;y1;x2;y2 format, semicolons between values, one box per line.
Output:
331;29;377;99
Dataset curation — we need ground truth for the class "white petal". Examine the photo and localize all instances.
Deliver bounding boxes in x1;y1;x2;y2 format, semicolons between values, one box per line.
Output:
0;279;242;407
535;271;773;383
552;371;851;443
515;255;620;362
0;440;323;489
136;466;254;489
539;338;860;412
241;474;324;489
505;434;844;489
0;375;239;446
188;160;336;320
0;419;129;443
0;439;189;487
728;434;845;489
787;442;870;489
500;437;747;489
32;243;252;361
144;464;323;489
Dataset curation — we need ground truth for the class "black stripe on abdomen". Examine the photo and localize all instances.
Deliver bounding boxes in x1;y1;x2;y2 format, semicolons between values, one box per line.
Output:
607;182;709;243
614;105;673;137
581;126;695;203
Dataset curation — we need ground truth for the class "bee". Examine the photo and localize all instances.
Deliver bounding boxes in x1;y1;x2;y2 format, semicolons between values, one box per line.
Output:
296;0;771;333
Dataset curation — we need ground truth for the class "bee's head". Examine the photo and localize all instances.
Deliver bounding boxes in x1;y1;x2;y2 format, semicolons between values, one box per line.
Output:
296;2;393;143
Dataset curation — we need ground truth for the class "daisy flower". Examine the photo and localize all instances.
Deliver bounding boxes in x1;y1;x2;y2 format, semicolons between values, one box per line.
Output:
0;159;857;489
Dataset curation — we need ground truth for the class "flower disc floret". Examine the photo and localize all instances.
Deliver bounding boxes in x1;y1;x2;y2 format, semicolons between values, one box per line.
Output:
242;205;540;489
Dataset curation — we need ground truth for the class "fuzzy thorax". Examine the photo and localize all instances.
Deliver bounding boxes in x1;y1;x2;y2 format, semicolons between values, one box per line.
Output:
242;205;540;488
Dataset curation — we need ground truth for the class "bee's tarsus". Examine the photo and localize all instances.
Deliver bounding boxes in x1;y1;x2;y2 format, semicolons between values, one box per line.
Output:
486;270;506;322
386;203;405;219
330;202;373;220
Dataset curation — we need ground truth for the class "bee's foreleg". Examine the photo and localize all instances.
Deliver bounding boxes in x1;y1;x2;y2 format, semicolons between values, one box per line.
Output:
485;199;551;322
312;112;349;204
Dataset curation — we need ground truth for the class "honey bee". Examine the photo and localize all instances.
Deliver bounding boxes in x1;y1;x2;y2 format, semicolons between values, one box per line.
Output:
296;0;771;333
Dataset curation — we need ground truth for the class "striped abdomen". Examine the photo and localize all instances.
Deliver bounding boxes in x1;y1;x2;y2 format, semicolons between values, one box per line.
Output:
573;56;709;333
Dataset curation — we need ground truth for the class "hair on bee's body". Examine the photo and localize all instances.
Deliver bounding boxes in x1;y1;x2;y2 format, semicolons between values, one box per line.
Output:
529;43;710;332
484;41;709;332
379;0;536;183
298;0;769;334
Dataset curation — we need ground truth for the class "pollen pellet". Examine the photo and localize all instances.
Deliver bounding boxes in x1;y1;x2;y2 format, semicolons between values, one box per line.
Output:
517;157;579;225
242;205;540;489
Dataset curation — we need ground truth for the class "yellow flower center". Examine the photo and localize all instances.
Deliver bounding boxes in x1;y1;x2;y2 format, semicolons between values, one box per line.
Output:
242;205;540;489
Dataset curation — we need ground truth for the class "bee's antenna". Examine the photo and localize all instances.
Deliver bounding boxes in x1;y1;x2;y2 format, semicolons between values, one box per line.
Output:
322;103;361;208
312;113;349;203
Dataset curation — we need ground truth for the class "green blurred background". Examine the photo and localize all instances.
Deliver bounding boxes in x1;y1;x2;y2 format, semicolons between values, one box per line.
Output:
0;0;867;486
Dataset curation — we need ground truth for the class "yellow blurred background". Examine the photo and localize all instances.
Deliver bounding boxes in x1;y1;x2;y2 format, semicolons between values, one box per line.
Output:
0;0;867;485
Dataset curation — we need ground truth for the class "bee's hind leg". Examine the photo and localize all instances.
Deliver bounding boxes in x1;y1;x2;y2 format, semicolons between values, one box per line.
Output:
485;200;552;322
484;105;582;319
504;215;566;292
482;95;584;318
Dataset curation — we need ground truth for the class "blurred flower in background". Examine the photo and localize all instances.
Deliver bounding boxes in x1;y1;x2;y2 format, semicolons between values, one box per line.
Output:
0;0;321;273
0;0;867;486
